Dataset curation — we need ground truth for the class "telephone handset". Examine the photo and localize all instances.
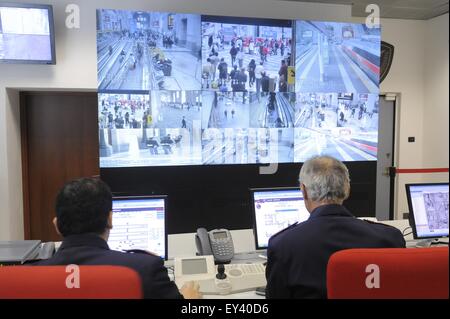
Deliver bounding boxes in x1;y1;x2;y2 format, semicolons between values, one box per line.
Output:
195;228;234;263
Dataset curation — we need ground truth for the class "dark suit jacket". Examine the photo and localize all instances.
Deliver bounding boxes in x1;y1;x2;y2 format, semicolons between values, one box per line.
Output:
34;233;182;299
266;204;406;299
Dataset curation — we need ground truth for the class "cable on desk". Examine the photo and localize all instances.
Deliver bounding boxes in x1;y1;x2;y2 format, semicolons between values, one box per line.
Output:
431;241;449;246
403;231;413;237
402;226;413;237
166;266;174;276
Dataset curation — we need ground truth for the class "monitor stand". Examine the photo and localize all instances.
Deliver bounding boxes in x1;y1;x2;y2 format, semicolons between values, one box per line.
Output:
415;239;438;248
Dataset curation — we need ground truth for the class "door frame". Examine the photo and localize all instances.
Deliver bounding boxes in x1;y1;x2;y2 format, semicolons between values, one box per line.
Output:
20;92;31;239
379;93;401;220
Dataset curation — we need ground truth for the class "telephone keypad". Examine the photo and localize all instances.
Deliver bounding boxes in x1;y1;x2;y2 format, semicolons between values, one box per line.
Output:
211;242;233;260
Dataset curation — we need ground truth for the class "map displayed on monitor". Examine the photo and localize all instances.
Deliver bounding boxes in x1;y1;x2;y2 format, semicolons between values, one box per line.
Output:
408;183;449;239
0;4;54;63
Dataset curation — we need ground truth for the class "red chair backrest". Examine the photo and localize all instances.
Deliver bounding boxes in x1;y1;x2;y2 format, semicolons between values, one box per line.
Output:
327;247;449;299
0;265;143;299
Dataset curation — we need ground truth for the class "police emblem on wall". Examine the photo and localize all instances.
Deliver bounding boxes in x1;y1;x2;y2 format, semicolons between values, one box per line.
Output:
380;41;395;83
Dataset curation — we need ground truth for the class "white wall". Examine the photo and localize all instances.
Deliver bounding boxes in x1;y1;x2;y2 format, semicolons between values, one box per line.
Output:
0;0;448;239
380;18;426;169
380;14;449;218
379;18;427;218
423;14;449;167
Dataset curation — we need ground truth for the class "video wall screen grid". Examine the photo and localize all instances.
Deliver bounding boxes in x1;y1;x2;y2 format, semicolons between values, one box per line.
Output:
97;10;381;168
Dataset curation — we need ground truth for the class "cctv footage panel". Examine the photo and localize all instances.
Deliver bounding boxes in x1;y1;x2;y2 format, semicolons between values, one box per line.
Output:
97;10;381;168
201;16;293;93
97;9;201;91
99;91;203;167
295;21;380;94
294;93;379;163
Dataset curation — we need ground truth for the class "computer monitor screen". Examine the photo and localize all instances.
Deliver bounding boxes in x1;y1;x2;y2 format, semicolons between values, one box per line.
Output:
251;187;309;249
108;196;168;259
406;183;449;239
0;3;55;64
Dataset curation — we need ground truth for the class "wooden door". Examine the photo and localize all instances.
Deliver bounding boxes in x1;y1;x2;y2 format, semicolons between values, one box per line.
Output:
21;92;99;241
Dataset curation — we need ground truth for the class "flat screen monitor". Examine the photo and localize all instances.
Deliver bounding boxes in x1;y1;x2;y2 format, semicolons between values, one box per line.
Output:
96;11;381;167
251;187;309;249
406;183;449;239
0;2;55;64
108;195;168;259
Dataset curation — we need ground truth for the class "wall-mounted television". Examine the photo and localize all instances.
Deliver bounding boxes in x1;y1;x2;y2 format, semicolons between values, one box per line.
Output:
96;10;381;168
0;2;55;64
97;9;382;232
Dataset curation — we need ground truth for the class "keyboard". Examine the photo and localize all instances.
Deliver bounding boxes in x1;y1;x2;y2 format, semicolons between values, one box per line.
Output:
225;263;265;275
232;251;267;261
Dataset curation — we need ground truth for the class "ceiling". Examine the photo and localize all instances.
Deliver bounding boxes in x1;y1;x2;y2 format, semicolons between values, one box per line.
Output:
280;0;449;20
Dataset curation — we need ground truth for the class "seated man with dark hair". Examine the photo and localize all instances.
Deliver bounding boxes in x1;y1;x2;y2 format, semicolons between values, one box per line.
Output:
35;177;200;299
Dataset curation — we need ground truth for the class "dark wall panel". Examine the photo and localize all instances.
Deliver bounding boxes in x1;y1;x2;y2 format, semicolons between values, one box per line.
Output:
101;161;376;234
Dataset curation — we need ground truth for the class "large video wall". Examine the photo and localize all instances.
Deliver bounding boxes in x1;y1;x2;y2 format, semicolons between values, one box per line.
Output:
97;10;380;168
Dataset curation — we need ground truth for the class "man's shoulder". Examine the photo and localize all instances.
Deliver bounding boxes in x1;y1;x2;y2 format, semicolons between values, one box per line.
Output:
94;248;164;268
269;220;313;247
271;222;299;239
34;246;164;270
362;219;404;237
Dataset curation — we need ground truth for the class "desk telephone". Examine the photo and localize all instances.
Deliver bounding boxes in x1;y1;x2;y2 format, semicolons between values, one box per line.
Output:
195;228;234;263
174;255;266;295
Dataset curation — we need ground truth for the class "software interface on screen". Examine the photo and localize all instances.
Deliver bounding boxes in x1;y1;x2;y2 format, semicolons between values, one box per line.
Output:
408;184;449;238
108;197;166;258
253;189;309;248
0;6;52;61
97;10;381;168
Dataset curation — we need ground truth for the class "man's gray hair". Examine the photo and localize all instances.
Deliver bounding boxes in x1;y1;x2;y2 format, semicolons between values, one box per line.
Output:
299;156;350;203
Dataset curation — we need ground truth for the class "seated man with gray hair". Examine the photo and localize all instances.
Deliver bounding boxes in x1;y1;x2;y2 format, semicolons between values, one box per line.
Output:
265;156;405;299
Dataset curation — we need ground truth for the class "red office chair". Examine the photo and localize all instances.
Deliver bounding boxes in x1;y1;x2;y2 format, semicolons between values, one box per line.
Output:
0;265;143;299
327;247;449;299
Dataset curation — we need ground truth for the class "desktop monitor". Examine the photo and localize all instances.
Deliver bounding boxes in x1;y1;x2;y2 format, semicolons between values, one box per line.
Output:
406;183;449;239
0;2;56;64
108;195;168;260
251;187;310;249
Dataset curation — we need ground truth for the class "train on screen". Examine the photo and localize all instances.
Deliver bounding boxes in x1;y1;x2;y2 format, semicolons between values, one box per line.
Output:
340;26;380;85
342;137;378;158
